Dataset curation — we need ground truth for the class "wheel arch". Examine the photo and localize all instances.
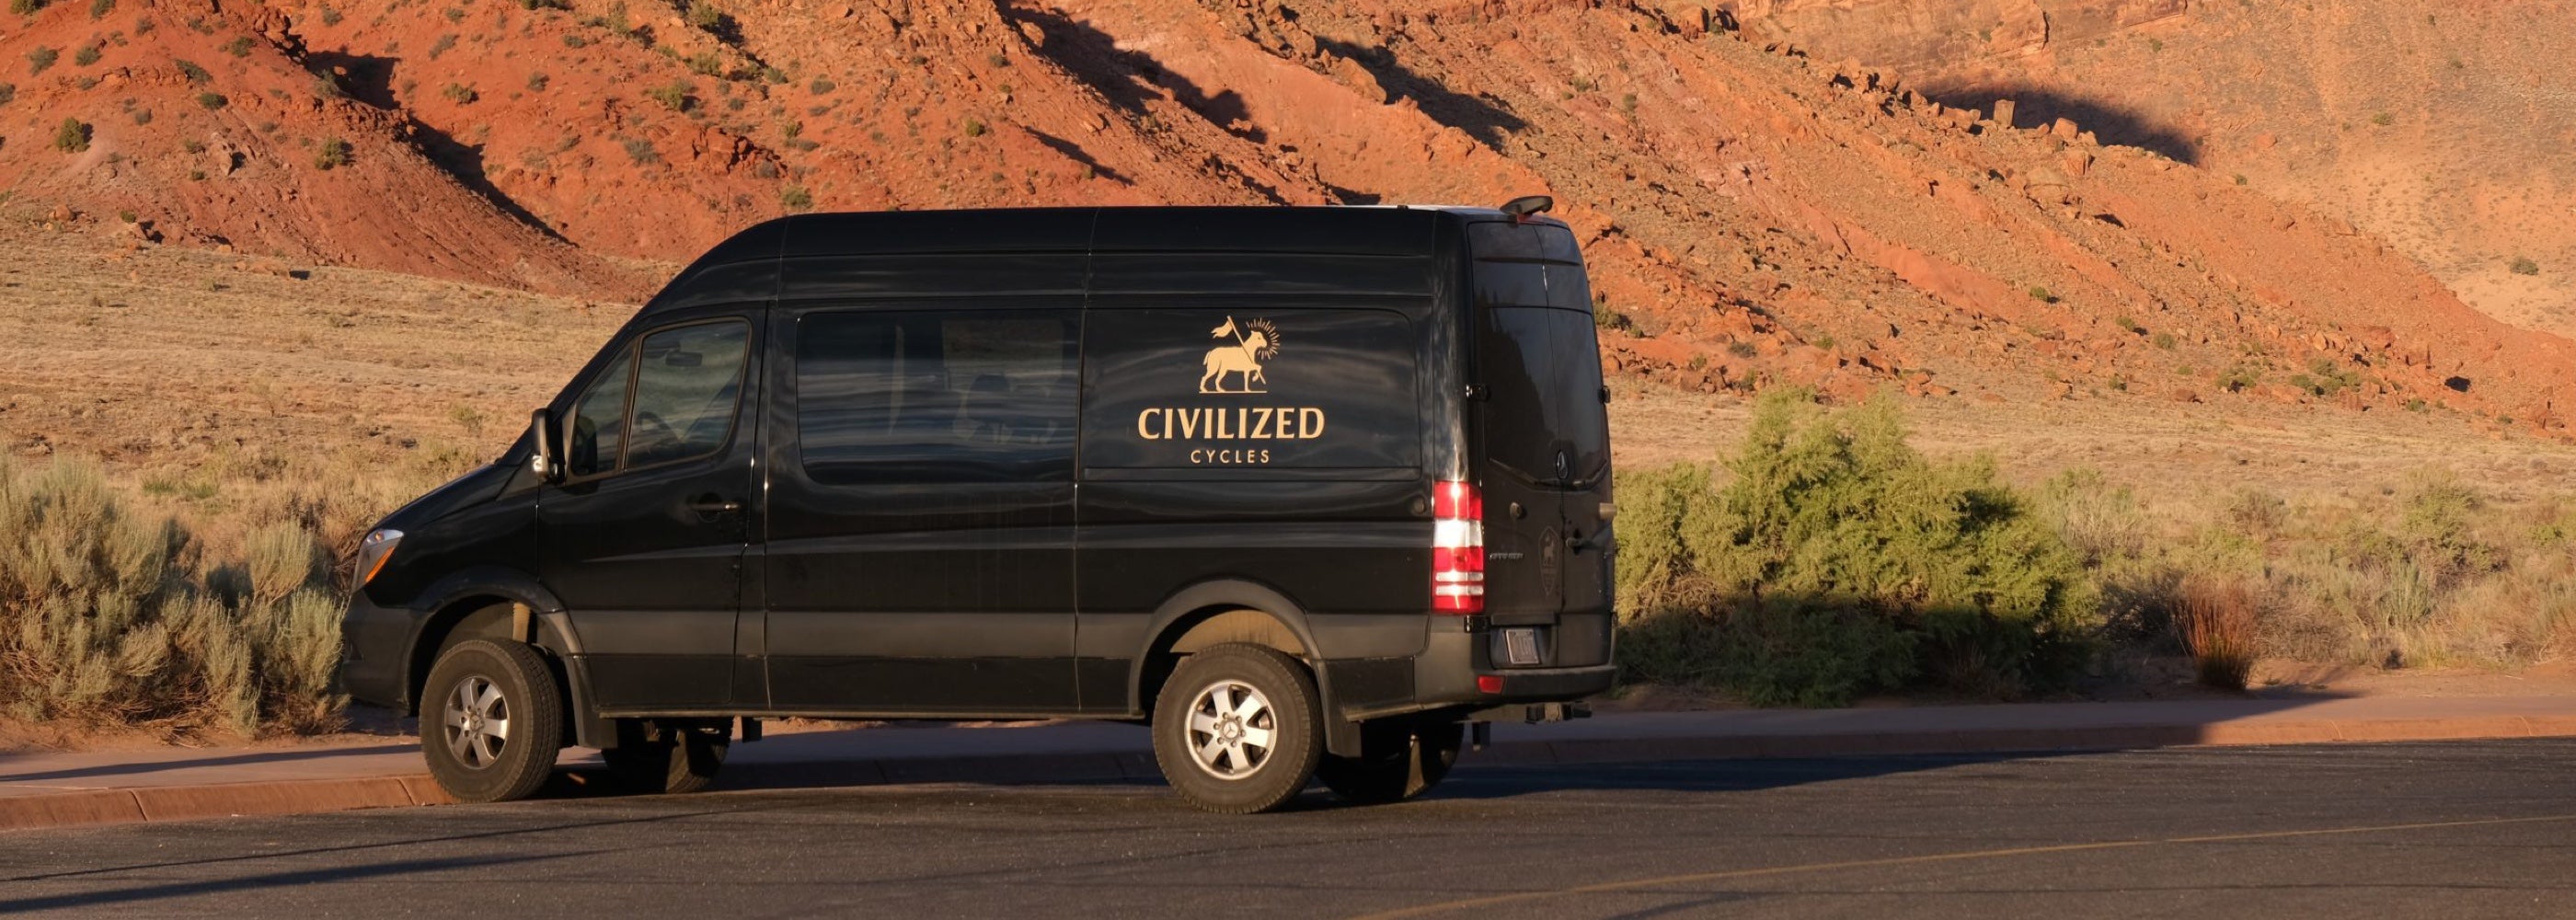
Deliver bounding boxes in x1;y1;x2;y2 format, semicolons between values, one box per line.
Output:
1128;580;1363;757
400;566;601;747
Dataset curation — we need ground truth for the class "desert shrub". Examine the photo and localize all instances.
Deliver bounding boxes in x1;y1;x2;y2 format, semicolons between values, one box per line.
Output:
52;117;86;153
2026;285;2057;304
175;59;210;83
73;43;99;66
86;0;107;17
29;46;60;75
220;35;251;57
195;90;226;109
645;80;692;111
684;0;720;29
2510;257;2539;276
526;71;549;92
1614;391;2100;704
2173;579;2259;690
9;0;40;16
961;117;986;137
313;137;351;170
0;458;348;736
440;82;477;104
778;184;811;211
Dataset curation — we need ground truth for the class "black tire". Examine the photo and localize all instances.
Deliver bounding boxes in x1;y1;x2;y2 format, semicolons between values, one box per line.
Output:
601;719;730;795
421;638;565;804
1152;643;1323;814
1317;720;1465;805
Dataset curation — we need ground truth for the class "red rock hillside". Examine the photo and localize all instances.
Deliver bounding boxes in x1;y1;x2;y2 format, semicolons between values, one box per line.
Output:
0;0;2568;431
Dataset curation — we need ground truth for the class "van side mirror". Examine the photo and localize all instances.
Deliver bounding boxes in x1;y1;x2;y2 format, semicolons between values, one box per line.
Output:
529;408;563;484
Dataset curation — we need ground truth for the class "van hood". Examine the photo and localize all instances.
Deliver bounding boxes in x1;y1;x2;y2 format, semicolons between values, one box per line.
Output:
374;463;515;534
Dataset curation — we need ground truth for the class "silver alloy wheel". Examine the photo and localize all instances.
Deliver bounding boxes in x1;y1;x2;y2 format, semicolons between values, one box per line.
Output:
1184;679;1277;780
443;674;512;770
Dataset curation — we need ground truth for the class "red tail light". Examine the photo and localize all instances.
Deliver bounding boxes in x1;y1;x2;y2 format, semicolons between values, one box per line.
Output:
1432;480;1484;614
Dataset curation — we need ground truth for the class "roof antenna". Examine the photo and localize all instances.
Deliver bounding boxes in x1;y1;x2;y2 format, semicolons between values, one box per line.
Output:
1500;195;1554;224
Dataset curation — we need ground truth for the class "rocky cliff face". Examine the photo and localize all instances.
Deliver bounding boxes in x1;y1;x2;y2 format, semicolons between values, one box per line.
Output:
1;0;2566;431
1718;0;2576;343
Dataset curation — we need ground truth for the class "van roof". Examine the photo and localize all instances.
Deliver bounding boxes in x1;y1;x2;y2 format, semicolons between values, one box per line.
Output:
647;205;1568;317
698;205;1558;262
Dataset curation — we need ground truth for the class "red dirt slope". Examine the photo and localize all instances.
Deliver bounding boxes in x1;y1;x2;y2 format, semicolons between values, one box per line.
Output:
0;0;646;294
1;0;2568;431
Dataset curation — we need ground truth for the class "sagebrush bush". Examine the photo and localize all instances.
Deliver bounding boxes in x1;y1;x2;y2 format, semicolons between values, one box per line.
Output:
1615;390;2100;704
0;457;350;736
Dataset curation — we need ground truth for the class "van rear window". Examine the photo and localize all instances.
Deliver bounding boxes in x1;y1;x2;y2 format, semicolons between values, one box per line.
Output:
794;310;1080;483
1081;308;1420;471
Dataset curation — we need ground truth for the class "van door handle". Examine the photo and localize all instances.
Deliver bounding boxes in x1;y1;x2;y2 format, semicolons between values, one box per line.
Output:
687;496;742;514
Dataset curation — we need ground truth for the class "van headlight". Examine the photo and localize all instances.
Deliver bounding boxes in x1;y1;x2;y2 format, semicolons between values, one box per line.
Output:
355;529;404;587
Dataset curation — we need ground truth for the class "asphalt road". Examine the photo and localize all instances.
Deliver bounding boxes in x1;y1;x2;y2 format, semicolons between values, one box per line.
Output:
7;739;2576;918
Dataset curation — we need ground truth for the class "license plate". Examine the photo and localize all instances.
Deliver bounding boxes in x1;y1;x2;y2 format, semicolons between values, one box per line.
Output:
1503;628;1541;666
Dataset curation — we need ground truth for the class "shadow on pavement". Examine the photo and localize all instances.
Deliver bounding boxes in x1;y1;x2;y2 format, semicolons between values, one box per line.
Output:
0;743;418;784
0;852;596;914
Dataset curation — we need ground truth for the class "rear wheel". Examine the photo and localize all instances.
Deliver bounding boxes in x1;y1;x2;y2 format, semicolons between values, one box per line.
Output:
1317;720;1465;805
1152;644;1322;814
421;639;564;803
600;719;730;794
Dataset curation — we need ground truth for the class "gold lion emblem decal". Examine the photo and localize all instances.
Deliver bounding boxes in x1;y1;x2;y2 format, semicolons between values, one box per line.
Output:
1200;316;1281;394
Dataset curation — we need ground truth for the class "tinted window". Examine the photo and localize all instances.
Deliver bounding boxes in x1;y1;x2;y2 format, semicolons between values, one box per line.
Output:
627;321;751;468
1083;307;1420;470
1478;307;1608;488
796;310;1079;483
567;349;633;477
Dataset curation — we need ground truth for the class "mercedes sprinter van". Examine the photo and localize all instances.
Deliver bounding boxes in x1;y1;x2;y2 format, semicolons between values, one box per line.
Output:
341;200;1615;813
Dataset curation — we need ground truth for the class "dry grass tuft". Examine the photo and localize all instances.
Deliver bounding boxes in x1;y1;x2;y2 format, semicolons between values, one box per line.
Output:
2174;579;2260;691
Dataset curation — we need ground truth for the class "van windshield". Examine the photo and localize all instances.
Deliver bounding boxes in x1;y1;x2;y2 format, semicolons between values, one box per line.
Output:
1470;222;1608;489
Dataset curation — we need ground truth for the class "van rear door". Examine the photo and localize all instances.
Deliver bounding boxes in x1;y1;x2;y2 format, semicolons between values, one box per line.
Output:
1467;220;1614;667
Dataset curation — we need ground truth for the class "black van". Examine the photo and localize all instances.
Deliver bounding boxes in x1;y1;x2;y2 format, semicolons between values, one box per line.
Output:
340;201;1615;813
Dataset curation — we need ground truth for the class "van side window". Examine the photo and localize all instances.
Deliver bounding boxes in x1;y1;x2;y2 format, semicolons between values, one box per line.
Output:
627;321;753;468
795;310;1079;483
567;349;634;477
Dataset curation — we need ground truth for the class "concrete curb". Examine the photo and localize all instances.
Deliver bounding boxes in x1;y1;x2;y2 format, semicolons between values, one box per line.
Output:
10;713;2576;832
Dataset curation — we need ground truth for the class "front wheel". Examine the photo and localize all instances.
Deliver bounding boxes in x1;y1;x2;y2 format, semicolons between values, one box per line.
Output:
1317;720;1464;805
421;639;565;803
1151;644;1323;814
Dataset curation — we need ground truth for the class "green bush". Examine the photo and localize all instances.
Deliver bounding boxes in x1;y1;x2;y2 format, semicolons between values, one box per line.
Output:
2510;257;2539;276
313;137;351;170
779;184;811;211
29;46;60;75
0;458;346;735
9;0;41;17
645;80;692;111
1614;391;2100;704
52;116;86;153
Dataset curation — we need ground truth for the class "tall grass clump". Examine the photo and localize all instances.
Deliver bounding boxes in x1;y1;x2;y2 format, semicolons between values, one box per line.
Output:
1615;390;2100;705
2174;579;2260;690
0;457;348;737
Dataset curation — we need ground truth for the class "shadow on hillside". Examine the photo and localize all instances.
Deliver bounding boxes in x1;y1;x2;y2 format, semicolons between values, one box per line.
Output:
1311;37;1524;150
1922;86;2202;165
305;51;573;245
1024;128;1132;185
1003;7;1264;144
